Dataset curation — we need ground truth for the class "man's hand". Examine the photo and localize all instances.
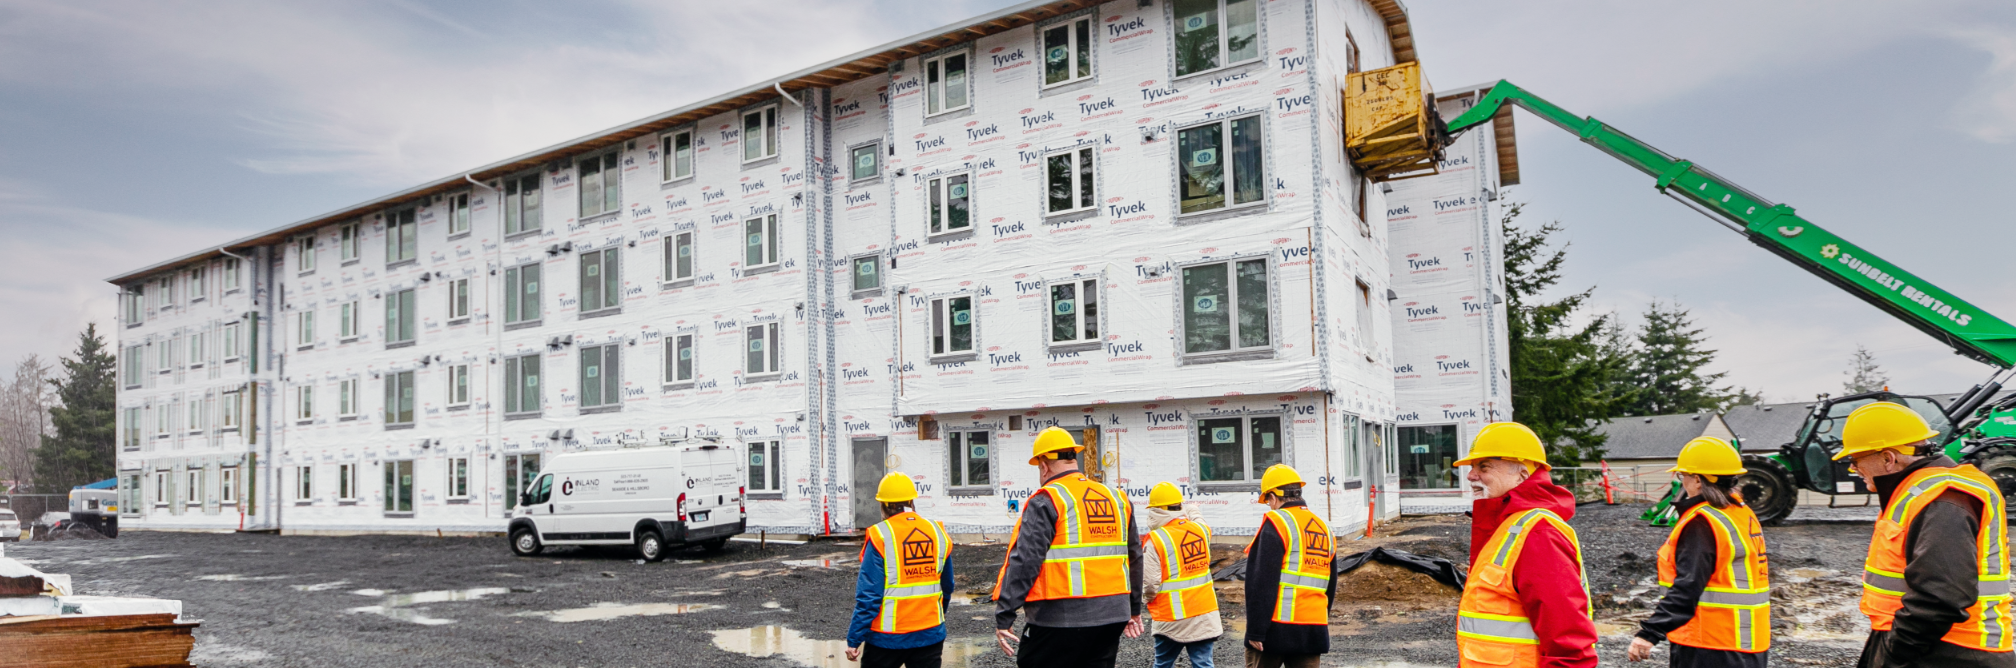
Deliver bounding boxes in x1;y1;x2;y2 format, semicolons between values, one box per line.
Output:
845;645;863;662
1247;640;1264;652
1626;637;1654;662
995;628;1020;657
1124;615;1144;638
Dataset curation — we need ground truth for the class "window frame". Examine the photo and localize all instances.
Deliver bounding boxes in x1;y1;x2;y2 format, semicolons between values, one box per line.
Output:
504;262;543;328
122;407;141;450
447;191;472;238
220;390;241;431
744;322;782;380
186;395;206;435
295;384;314;423
1397;423;1463;490
223;257;240;292
1174;254;1277;363
928;293;979;361
295;465;314;503
384;459;414;515
122;345;142;388
847;140;882;184
1043;145;1099;217
578;246;622;317
223;322;242;362
156;276;174;308
503;170;545;239
339;463;359;501
746;439;783;496
1170;0;1263;79
1038;15;1097;89
384;370;416;429
849;253;883;299
576;147;623;220
340;300;360;341
1173;112;1268;219
1192;413;1288;490
922;50;973;118
578;342;623;413
186;467;204;507
448;278;471;323
220;467;238;505
504;353;543;419
339;377;359;419
663;230;696;287
339;222;361;263
663;333;696;388
447;457;471;501
741;104;780;164
447;364;471;409
742;214;781;272
123;289;144;327
385;207;419;266
295;309;315;350
1044;275;1103;353
296;235;317;274
188;266;207;302
924;171;974;238
385;288;417;348
187;331;206;369
154;470;169;506
661;128;696;183
946;429;995;493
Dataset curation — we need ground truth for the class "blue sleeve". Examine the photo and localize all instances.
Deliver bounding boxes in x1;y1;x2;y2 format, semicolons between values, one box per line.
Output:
848;542;885;648
940;548;955;612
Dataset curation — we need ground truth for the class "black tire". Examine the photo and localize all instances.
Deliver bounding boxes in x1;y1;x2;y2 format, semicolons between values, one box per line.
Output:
700;537;729;553
1966;450;2016;509
1736;454;1798;525
510;527;544;557
635;530;666;562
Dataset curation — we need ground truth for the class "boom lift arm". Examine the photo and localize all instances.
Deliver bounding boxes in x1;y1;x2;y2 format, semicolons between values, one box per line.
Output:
1441;81;2016;374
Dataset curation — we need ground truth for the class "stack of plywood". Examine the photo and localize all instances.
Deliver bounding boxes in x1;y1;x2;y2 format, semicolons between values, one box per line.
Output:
0;559;196;668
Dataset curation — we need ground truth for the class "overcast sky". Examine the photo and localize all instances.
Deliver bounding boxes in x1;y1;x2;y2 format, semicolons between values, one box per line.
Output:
3;0;2013;404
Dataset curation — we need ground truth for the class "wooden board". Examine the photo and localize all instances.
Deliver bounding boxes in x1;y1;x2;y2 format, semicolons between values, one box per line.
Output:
0;613;198;668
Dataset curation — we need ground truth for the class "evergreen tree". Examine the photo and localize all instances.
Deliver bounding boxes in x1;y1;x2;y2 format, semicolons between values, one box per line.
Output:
36;324;117;492
1618;300;1749;415
1501;202;1628;466
1842;344;1890;395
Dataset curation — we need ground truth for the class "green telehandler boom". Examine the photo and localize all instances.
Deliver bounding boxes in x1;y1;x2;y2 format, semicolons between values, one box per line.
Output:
1434;80;2016;523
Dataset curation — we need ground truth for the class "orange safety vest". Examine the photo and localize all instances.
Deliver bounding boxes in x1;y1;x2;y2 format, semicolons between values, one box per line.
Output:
1456;508;1592;668
1147;517;1219;622
992;475;1133;602
1255;505;1332;625
864;512;949;634
1656;503;1771;652
1861;464;2013;652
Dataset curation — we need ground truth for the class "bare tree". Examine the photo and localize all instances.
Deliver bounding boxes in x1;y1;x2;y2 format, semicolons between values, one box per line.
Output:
1843;344;1891;395
0;356;53;493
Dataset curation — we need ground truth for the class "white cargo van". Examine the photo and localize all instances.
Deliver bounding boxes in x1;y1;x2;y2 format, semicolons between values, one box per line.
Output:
507;443;745;561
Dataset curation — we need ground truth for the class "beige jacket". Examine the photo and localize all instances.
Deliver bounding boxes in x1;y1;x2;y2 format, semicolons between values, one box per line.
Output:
1142;505;1225;644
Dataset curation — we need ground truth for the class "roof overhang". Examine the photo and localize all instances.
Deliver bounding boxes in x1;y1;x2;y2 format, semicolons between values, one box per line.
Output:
1369;0;1415;64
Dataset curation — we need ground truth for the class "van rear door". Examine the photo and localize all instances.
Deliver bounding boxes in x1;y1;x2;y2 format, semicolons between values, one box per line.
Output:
679;445;743;538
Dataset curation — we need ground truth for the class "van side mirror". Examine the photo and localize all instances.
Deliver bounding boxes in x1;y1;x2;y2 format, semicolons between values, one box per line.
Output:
519;493;531;507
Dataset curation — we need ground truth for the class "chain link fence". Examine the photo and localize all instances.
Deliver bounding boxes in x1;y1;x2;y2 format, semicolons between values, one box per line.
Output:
1551;465;1673;504
3;494;68;523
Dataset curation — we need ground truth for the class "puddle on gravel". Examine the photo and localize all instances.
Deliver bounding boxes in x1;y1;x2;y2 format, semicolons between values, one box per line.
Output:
345;587;514;625
518;602;723;623
197;574;290;582
347;605;457;626
291;581;351;592
780;558;846;569
69;554;175;566
350;589;390;597
708;628;1001;668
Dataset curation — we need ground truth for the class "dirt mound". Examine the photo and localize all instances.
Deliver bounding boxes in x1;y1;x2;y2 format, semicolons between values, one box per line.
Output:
1331;561;1459;609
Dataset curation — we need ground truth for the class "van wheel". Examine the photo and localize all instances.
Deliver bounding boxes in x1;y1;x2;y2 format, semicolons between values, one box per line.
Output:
636;530;666;562
511;528;544;557
701;537;728;553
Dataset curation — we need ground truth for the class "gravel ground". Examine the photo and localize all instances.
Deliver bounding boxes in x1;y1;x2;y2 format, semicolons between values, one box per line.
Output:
8;505;1878;667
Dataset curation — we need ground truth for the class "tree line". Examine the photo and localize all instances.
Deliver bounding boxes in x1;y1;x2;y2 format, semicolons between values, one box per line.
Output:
1;324;116;494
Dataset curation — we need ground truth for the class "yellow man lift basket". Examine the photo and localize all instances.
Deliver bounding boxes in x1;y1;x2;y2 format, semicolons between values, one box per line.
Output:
1345;62;1448;182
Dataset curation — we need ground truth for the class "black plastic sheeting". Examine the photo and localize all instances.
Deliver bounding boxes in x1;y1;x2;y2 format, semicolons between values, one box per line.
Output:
1210;546;1467;589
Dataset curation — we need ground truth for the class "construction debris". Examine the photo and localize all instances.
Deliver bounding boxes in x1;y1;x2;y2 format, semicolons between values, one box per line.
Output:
0;556;196;667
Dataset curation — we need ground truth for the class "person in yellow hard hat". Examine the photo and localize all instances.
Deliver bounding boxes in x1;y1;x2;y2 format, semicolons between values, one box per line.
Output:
846;472;952;668
1242;464;1333;668
1452;421;1597;668
992;427;1143;668
1833;401;2011;668
1142;482;1221;668
1627;437;1771;667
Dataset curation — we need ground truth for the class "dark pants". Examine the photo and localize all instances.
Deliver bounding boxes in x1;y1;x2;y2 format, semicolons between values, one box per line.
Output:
1019;622;1124;668
1243;647;1319;668
1670;644;1766;668
863;642;942;668
1859;631;2014;668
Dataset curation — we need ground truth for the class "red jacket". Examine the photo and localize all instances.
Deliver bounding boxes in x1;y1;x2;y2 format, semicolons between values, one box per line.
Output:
1470;471;1599;668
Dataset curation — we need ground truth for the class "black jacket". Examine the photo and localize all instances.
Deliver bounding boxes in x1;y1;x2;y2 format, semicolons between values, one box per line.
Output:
1636;495;1767;668
993;470;1143;630
1858;456;2007;668
1243;499;1335;656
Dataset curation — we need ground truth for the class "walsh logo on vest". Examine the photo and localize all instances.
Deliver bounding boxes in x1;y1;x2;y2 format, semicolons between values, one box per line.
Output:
1083;487;1120;539
1179;531;1210;570
1301;519;1333;559
901;527;938;578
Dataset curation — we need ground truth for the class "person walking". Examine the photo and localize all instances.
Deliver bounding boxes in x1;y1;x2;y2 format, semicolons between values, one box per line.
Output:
1143;482;1221;668
1243;464;1333;668
1627;437;1771;667
1451;421;1597;668
846;472;953;668
992;427;1144;668
1833;401;2012;668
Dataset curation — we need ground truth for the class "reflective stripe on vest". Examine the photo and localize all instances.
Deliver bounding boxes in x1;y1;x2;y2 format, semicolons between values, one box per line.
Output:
1656;504;1772;652
1147;519;1218;622
869;514;948;634
1266;507;1333;625
1456;508;1593;663
1006;477;1130;603
1860;466;2014;653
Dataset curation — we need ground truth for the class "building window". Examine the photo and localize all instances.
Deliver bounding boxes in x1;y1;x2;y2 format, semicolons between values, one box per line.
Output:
577;149;621;219
664;231;695;284
122;345;141;388
504;172;543;237
505;263;542;325
579;343;621;411
340;301;360;341
448;192;471;236
1342;414;1364;480
384;460;414;514
296;310;315;349
930;295;975;357
662;130;694;182
386;288;417;346
386;208;418;265
296;236;316;274
123;289;144;326
742;105;779;162
223;258;240;291
223;322;241;361
340;222;361;262
579;247;621;316
295;384;314;422
1356;279;1378;361
447;457;470;499
189;266;207;301
188;331;206;368
849;141;881;181
221;468;237;504
1398;424;1461;490
1172;0;1259;77
745;323;781;378
187;468;204;506
504;354;542;417
339;378;358;418
220;391;240;429
1041;17;1094;87
339;463;358;500
448;364;470;407
926;174;971;235
157;276;174;307
924;52;970;116
851;255;882;297
1177;115;1264;215
1181;258;1271;356
122;407;141;450
155;403;169;435
384;370;415;428
1196;415;1281;483
153;471;168;505
1045;146;1096;215
748;440;781;493
447;278;470;322
504;454;541;510
1049;278;1100;345
664;334;695;385
296;466;313;501
948;430;991;489
744;215;780;270
156;340;171;372
188;396;206;434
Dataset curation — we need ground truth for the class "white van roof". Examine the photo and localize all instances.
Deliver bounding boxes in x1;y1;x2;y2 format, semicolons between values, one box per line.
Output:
542;443;732;472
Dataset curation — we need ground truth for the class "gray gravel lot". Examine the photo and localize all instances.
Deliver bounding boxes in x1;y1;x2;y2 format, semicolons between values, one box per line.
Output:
9;505;1880;667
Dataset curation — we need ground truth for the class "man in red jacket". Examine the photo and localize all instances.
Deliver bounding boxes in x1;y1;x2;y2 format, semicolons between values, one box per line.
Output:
1452;422;1598;668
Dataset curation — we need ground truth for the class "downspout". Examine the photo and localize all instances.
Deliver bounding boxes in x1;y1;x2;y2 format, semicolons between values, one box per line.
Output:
775;83;803;107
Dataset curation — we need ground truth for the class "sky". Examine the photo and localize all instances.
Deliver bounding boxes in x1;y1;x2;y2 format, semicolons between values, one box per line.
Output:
2;0;2013;404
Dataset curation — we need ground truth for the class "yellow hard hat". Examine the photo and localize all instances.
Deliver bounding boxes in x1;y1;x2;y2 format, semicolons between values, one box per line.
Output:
1257;464;1305;503
1451;422;1549;472
1148;482;1184;508
874;472;919;503
1833;401;1940;461
1029;426;1083;465
1670;437;1745;480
